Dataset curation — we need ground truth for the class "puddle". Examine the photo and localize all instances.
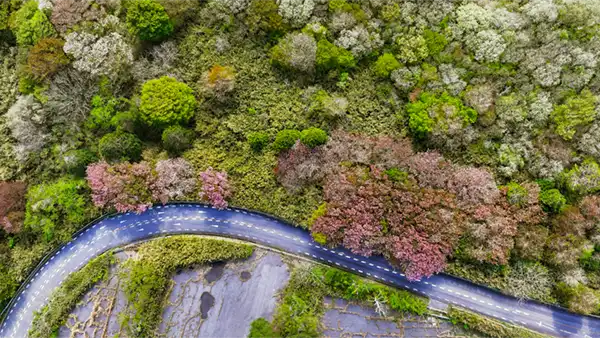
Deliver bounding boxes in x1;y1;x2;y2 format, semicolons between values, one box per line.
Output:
200;292;215;319
204;262;226;283
240;271;251;281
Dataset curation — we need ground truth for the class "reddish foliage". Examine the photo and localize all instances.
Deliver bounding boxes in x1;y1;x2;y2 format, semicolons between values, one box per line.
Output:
199;167;231;209
312;167;465;280
276;141;324;191
153;158;197;204
580;195;600;223
51;0;104;33
280;132;547;277
0;181;27;233
86;161;155;213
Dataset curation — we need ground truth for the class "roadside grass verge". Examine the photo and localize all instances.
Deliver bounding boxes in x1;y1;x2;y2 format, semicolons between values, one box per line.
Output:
120;236;253;337
251;265;429;337
29;252;114;338
448;306;551;338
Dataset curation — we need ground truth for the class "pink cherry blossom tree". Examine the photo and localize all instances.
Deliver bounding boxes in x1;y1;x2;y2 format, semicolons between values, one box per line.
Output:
199;167;231;209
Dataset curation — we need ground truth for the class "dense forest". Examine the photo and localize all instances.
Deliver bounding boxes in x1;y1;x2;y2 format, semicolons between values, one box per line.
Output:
2;0;600;318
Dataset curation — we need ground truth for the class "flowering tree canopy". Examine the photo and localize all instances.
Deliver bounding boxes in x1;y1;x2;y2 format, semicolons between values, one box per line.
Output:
199;167;232;209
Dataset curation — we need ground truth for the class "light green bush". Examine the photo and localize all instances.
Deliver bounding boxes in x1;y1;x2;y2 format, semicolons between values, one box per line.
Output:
126;0;173;42
24;177;95;241
300;127;327;148
9;0;55;46
373;53;401;78
272;129;300;152
247;131;270;152
539;189;566;213
139;76;197;129
552;89;597;141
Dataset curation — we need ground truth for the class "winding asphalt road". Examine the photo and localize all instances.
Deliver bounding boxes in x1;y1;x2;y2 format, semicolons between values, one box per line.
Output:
1;203;599;338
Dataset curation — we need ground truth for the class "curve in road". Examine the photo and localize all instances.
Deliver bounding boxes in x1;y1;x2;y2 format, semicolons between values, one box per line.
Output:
1;203;598;338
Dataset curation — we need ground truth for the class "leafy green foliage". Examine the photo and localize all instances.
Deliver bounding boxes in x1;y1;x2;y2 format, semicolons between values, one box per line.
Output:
300;127;328;148
562;159;600;195
552;89;598;140
122;236;253;337
162;125;194;154
24;177;95;241
384;167;409;183
245;0;287;38
247;131;270;152
29;253;113;338
539;189;566;213
248;318;279;338
388;290;428;315
423;29;448;56
126;0;173;42
99;131;142;163
139;76;197;129
505;182;528;207
407;91;477;137
316;39;356;72
373;53;401;78
9;0;55;46
272;129;301;152
62;148;98;177
86;95;130;134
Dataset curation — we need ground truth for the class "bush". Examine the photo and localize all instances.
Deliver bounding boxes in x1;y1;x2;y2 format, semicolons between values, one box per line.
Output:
126;0;173;42
407;91;477;138
388;290;428;315
316;38;356;72
24;177;95;241
26;38;69;80
308;90;349;121
248;318;278;338
29;253;113;338
505;182;528;207
99;131;142;162
162;125;194;154
562;159;600;195
86;161;155;213
539;188;566;213
9;0;56;46
247;131;270;152
373;53;401;78
270;32;316;74
272;129;301;152
199;167;231;209
62;148;98;177
85;95;127;133
384;167;409;183
139;76;196;129
552;89;597;141
300;127;328;148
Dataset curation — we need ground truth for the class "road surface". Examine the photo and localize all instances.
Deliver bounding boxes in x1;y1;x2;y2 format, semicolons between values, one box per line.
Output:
1;203;599;338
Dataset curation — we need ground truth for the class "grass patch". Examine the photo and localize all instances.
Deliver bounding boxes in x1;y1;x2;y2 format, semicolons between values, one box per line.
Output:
448;306;551;338
121;236;253;337
29;252;114;338
268;265;428;337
